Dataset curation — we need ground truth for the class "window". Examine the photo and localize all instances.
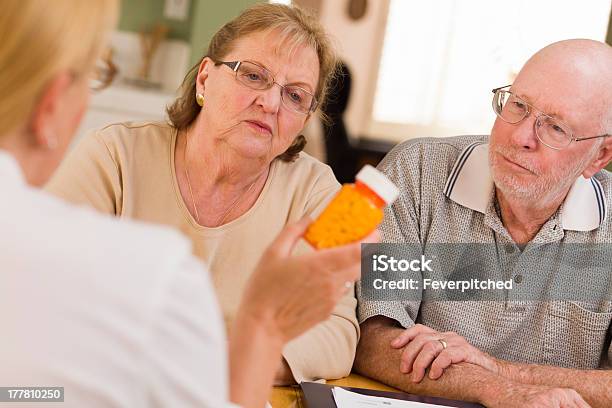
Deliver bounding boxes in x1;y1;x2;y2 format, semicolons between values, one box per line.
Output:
370;0;612;141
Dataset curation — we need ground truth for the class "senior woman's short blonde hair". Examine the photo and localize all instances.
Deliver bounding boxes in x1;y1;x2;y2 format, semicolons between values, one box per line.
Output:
0;0;117;137
167;3;338;162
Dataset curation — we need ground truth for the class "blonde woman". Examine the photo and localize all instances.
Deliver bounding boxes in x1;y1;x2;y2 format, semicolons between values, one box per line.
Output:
47;4;357;383
0;1;375;407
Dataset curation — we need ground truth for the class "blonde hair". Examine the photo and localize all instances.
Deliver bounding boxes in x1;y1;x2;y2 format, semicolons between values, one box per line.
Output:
0;0;118;136
167;3;339;162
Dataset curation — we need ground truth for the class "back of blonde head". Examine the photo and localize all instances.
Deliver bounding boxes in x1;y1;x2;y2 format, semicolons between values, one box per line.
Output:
0;0;118;136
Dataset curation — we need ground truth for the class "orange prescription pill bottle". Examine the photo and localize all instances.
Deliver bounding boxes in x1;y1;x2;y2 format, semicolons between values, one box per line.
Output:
304;165;399;249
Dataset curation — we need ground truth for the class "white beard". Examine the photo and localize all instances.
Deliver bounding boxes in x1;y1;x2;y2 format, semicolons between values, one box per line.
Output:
488;144;596;204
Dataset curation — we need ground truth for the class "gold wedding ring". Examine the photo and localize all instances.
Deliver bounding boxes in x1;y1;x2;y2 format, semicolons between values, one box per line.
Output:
438;338;448;350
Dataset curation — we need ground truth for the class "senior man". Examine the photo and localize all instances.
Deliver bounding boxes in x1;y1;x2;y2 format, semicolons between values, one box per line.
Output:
355;39;612;408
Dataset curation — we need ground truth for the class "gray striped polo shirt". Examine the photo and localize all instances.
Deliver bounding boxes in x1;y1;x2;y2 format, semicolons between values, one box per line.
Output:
358;135;612;369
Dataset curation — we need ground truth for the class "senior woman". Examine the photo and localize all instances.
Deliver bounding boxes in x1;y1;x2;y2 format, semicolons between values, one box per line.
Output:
47;4;355;383
1;0;374;406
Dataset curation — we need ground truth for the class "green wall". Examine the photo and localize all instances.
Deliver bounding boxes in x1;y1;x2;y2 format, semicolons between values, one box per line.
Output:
118;0;262;68
118;0;195;41
189;0;262;66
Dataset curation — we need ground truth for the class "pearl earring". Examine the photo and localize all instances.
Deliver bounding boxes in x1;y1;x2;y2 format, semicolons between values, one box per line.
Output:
196;93;204;107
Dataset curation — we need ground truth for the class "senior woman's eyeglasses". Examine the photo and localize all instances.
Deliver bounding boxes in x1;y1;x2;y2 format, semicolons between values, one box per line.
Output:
214;60;318;115
492;85;609;150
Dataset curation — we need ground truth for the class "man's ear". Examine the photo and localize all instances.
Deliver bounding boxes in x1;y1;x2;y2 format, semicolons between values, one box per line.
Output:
582;137;612;178
29;71;73;149
195;57;213;94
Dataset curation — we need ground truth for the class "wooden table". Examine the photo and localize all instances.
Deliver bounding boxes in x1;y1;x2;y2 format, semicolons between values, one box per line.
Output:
270;373;401;407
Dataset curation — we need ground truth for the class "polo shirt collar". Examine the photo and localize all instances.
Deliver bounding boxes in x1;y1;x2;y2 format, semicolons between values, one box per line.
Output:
443;141;607;232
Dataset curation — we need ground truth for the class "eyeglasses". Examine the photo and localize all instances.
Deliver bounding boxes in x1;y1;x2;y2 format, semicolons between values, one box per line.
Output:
215;60;318;115
491;85;609;150
89;54;117;92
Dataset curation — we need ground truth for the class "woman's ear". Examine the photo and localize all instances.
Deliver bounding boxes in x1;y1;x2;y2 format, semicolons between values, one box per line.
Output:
195;57;214;94
30;71;73;149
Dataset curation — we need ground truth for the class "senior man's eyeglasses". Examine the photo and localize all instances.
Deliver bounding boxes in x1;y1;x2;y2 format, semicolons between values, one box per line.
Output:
492;85;609;150
215;60;318;115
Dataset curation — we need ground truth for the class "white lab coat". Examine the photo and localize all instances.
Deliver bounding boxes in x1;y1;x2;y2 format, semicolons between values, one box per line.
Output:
0;150;239;407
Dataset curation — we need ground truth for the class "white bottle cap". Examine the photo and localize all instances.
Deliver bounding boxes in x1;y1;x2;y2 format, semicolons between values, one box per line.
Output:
355;165;400;205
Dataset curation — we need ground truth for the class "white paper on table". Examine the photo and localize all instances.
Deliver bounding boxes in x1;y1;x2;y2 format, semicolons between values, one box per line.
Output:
332;387;448;408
